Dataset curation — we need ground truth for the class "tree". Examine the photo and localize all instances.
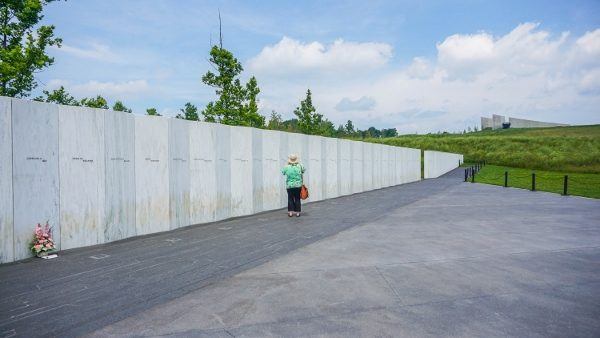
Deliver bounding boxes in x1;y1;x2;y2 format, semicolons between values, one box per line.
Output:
242;76;264;127
201;46;264;127
282;118;299;132
381;128;398;138
345;120;355;135
80;95;108;109
267;111;284;130
34;86;79;106
146;107;161;116
367;126;382;138
294;89;323;135
0;0;62;97
112;100;132;113
176;102;199;121
318;119;336;137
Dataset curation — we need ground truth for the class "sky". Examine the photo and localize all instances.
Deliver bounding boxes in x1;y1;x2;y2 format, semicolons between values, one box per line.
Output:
34;0;600;134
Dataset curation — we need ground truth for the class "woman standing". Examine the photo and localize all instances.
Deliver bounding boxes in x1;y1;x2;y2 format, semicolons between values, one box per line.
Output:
282;154;305;217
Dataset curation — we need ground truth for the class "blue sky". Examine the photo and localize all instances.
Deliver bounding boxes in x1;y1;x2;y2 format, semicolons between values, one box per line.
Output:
36;0;600;133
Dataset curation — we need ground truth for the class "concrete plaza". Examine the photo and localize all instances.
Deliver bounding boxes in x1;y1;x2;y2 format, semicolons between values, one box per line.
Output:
1;170;599;337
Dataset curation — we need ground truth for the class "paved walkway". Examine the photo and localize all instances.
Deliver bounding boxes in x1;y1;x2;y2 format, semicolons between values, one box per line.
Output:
1;170;599;337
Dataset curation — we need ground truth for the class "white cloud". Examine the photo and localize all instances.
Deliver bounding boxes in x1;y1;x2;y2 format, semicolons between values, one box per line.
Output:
247;37;393;75
335;96;376;111
406;57;434;79
251;23;600;134
579;68;600;94
53;42;120;62
436;23;568;79
576;29;600;55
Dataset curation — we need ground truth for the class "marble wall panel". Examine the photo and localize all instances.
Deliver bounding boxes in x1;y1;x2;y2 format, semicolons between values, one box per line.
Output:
0;97;13;263
134;116;170;235
11;99;59;260
215;124;231;221
230;126;253;217
189;122;217;224
104;110;135;242
59;105;105;250
352;141;364;193
262;130;281;211
308;136;323;201
169;118;190;229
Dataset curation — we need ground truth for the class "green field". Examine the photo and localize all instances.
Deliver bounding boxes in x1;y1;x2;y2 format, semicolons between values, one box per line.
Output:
467;164;600;199
363;124;600;198
367;124;600;174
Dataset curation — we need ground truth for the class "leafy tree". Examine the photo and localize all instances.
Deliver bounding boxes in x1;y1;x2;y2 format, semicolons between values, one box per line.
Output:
345;120;355;134
367;126;382;138
34;86;79;106
267;111;284;130
146;107;161;116
176;102;199;121
0;0;62;97
282;118;299;132
318;119;336;137
112;100;132;113
201;46;264;127
294;89;323;135
381;128;398;138
242;76;264;127
336;124;346;137
80;95;108;109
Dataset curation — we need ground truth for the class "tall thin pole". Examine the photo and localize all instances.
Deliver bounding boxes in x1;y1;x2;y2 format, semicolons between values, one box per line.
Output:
218;10;223;48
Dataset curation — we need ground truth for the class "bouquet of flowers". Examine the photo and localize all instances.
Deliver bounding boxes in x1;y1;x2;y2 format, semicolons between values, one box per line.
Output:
30;222;56;257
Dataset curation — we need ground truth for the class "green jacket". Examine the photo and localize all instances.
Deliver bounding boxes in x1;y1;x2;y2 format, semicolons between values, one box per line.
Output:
282;163;305;189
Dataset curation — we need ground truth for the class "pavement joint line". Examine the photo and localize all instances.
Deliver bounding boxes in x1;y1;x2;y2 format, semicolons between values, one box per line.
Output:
374;266;402;301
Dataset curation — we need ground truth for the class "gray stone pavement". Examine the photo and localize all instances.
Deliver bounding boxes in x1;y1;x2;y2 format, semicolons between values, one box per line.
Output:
2;170;600;337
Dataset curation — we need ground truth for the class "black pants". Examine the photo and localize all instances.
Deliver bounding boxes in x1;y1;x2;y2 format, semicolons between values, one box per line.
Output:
287;187;301;212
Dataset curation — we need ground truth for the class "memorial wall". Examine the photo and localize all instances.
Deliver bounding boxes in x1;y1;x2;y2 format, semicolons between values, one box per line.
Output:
0;98;423;263
424;150;464;179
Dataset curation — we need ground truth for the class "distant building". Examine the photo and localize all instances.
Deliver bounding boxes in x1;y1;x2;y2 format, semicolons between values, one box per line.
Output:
481;114;569;130
481;117;492;129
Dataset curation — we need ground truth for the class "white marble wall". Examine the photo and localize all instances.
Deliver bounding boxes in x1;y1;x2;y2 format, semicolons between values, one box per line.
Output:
362;143;373;191
0;97;429;263
59;105;106;250
278;132;289;208
252;129;264;213
352;141;364;194
308;136;323;201
189;122;217;224
372;144;382;189
339;139;352;195
11;99;60;261
135;116;170;235
169;118;190;229
424;150;463;179
230;126;254;218
261;130;281;211
215;124;231;221
324;138;339;199
104;110;135;242
0;97;13;263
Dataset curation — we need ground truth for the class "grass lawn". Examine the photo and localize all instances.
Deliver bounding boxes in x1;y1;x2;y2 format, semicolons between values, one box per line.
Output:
469;164;600;199
367;124;600;173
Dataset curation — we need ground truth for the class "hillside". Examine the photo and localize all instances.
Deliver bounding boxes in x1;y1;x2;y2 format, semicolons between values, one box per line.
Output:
366;125;600;173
